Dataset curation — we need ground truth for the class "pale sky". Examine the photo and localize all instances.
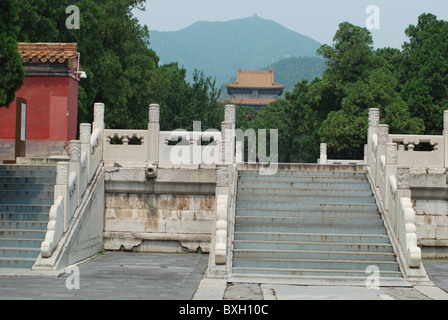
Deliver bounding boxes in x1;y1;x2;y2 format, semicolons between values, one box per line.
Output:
133;0;448;49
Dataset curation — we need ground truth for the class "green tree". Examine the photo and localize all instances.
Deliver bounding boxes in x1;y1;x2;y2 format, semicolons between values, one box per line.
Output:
159;66;224;131
317;22;382;83
399;13;448;134
0;0;25;107
317;22;423;159
283;79;322;163
17;0;159;129
252;99;295;163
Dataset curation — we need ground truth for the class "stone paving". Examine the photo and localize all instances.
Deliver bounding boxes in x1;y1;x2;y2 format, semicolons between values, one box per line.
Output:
196;259;448;300
0;252;208;300
0;252;447;300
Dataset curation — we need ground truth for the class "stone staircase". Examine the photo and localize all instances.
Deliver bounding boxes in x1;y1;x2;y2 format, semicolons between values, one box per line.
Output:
0;165;56;268
229;168;409;286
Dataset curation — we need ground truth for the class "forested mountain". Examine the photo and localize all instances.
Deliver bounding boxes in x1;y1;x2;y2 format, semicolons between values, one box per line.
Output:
150;16;322;86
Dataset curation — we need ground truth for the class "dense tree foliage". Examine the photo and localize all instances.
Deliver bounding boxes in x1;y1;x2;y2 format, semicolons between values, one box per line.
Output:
15;0;222;131
317;22;423;159
0;0;25;107
399;13;448;135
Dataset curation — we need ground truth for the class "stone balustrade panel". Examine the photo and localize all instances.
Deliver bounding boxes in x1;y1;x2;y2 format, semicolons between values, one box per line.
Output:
103;130;148;162
388;134;444;168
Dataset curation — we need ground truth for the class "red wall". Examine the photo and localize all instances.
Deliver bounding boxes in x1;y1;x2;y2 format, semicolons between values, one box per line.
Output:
0;76;79;141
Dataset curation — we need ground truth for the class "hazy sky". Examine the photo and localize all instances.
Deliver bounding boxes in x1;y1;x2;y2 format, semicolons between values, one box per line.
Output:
133;0;448;49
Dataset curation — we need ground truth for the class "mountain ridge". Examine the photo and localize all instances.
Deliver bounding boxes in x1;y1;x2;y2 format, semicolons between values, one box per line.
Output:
149;16;323;87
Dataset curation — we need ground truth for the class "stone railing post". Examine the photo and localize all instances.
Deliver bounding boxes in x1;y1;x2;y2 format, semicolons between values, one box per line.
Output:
80;124;91;151
148;104;160;164
376;124;389;188
214;169;229;266
384;143;398;210
368;108;380;145
80;123;91;180
235;141;243;164
93;103;105;132
367;108;380;180
55;162;70;232
221;105;235;165
319;143;327;164
69;140;81;205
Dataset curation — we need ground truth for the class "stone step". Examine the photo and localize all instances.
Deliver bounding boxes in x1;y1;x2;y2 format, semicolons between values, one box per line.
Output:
236;194;377;205
238;179;373;190
0;165;56;172
238;187;373;198
235;215;385;227
0;190;54;199
0;238;44;248
0;176;56;184
233;240;395;253
239;170;367;178
0;257;36;268
232;257;401;272
0;204;52;213
236;200;378;212
0;170;56;178
0;212;49;222
234;232;392;244
0;196;54;206
235;223;388;235
236;208;380;219
0;220;48;230
0;229;46;239
239;174;368;183
233;249;397;262
231;267;403;279
231;169;404;283
0;183;55;191
0;247;41;259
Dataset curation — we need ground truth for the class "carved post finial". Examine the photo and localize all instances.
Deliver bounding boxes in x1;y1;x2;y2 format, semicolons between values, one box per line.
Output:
320;143;327;164
224;104;236;124
377;124;389;145
94;103;105;124
148;104;160;164
385;143;398;165
68;140;81;162
56;162;70;185
149;104;160;124
369;108;380;128
79;124;91;144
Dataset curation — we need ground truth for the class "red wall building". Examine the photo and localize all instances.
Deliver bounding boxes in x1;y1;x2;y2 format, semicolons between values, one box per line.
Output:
0;43;81;161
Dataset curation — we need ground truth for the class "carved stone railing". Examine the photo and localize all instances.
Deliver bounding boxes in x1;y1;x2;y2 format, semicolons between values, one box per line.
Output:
103;130;148;163
366;108;422;270
388;134;445;168
41;103;105;258
159;130;221;166
102;103;229;169
102;104;158;167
